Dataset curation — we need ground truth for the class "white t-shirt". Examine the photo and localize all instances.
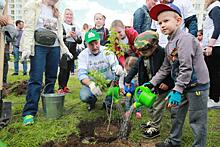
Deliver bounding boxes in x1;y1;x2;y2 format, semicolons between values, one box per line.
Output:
36;4;59;46
63;22;81;42
78;46;118;81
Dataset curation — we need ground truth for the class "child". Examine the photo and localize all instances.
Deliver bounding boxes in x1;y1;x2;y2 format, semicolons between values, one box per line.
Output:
197;29;203;47
125;31;174;139
110;20;140;67
148;4;209;147
118;56;141;119
91;13;109;46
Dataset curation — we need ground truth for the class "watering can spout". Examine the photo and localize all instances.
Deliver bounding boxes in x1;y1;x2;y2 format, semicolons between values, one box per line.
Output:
113;97;119;103
133;102;142;109
134;86;156;108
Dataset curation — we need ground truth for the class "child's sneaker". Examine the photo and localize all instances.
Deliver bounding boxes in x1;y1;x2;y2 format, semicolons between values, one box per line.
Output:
23;115;34;126
57;89;65;94
142;127;160;139
135;112;142;119
140;121;152;129
63;87;70;93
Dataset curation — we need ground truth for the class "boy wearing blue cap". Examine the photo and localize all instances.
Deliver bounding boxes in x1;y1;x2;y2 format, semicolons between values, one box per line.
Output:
147;3;210;147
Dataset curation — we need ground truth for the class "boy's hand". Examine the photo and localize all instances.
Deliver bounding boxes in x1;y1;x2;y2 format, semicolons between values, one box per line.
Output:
89;82;102;96
142;82;154;90
165;90;182;108
159;83;168;91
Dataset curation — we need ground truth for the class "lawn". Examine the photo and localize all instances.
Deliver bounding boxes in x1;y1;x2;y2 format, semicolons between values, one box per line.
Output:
0;71;220;147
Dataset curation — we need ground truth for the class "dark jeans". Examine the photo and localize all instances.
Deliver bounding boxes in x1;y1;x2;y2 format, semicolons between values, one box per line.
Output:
22;45;60;117
80;85;97;105
58;54;75;89
185;15;198;37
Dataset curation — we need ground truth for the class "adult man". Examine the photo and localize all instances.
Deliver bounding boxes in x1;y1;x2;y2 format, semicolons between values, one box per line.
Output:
133;0;158;34
78;30;120;111
12;20;27;76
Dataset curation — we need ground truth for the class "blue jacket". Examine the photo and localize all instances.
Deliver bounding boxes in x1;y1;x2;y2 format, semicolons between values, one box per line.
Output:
133;5;152;34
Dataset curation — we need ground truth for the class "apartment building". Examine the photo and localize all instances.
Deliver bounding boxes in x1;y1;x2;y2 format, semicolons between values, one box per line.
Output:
8;0;28;22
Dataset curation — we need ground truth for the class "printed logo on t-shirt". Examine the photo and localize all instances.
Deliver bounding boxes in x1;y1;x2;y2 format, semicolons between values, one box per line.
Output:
41;18;58;31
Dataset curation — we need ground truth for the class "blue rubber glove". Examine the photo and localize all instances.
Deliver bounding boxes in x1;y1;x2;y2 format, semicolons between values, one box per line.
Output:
166;90;182;106
142;82;154;90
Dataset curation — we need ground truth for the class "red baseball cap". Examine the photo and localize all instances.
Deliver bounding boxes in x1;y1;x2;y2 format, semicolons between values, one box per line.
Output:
149;3;182;21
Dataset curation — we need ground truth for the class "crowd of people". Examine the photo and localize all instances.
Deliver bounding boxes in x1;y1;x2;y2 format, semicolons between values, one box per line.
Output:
1;0;220;146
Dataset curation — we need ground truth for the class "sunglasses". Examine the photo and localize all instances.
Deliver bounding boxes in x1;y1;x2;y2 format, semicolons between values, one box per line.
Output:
139;44;153;51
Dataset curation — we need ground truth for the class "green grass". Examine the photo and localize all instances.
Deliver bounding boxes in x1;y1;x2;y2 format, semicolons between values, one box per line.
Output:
0;71;220;147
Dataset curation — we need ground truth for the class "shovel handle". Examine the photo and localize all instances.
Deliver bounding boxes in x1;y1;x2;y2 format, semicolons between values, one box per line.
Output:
0;0;9;93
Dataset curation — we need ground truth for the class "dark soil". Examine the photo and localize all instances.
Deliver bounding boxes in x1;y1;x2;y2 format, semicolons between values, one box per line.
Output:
41;117;135;147
94;125;118;142
2;80;28;97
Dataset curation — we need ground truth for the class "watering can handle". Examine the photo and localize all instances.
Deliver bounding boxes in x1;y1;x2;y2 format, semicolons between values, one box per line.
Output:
134;86;151;99
134;86;145;99
41;83;54;95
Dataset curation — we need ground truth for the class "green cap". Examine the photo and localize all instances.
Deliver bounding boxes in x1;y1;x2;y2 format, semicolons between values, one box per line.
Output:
134;31;159;49
84;30;100;44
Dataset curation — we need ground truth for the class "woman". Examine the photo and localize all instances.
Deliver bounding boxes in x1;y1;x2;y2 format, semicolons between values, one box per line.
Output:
203;0;220;103
57;8;82;94
20;0;72;125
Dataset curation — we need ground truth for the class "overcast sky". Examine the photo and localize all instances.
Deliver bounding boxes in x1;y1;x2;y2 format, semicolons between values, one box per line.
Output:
59;0;145;29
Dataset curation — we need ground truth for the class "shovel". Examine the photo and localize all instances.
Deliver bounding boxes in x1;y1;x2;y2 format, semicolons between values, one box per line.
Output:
0;0;11;128
0;22;5;118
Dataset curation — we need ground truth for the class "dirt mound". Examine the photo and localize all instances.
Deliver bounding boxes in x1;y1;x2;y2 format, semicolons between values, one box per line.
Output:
3;80;28;97
41;135;135;147
41;117;134;147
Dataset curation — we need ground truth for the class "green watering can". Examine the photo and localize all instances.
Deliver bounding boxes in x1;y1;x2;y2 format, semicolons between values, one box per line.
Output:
0;140;7;147
106;87;120;103
133;86;156;108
